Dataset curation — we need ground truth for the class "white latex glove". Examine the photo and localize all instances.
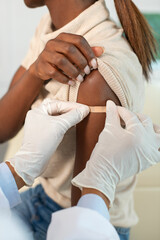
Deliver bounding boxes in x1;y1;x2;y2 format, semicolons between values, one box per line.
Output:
7;99;89;186
72;101;160;204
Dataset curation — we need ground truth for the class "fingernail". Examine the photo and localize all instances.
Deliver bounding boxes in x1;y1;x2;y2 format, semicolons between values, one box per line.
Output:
68;80;75;86
90;58;98;69
84;65;91;75
76;74;84;83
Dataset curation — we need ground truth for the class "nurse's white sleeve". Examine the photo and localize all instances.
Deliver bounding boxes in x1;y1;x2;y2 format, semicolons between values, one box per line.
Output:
0;188;10;214
47;206;119;240
0;188;33;240
0;163;21;208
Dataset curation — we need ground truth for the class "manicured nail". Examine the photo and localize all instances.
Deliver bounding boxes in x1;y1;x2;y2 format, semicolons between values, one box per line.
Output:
68;80;75;86
90;58;98;69
84;65;91;75
76;74;84;83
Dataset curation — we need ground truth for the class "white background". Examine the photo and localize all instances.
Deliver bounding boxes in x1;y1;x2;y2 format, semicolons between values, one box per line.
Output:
0;1;47;97
0;0;159;98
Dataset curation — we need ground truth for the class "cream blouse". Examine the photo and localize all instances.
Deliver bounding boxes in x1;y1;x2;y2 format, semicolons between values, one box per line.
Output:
22;0;145;227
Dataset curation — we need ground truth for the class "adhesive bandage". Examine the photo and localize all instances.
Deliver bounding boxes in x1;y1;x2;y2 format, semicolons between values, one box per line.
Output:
90;106;106;113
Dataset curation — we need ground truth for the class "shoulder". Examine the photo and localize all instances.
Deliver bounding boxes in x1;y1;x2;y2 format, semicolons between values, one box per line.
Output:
77;69;120;106
85;20;145;110
86;18;144;78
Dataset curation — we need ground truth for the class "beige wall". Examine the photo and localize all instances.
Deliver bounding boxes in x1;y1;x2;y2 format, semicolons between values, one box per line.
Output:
0;1;46;97
130;83;160;240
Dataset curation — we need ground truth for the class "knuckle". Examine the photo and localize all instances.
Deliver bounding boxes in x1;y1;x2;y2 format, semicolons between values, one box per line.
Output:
79;59;87;69
62;77;69;83
40;52;47;62
65;44;76;54
36;63;44;76
72;70;79;78
38;51;45;61
56;56;67;66
57;32;66;39
76;35;86;45
46;40;53;49
48;67;57;77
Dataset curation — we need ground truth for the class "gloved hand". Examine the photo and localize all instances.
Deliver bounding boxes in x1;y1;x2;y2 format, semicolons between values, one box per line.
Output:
72;101;160;204
7;99;89;186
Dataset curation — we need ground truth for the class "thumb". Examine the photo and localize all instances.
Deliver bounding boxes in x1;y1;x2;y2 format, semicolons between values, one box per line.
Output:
105;100;120;127
92;47;104;57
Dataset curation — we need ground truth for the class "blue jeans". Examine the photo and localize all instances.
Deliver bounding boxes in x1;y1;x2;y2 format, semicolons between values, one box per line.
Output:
12;184;63;240
12;184;130;240
115;226;130;240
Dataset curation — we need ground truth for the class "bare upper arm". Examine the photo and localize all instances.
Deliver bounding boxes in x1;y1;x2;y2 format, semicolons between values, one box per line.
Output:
71;69;121;205
9;66;26;89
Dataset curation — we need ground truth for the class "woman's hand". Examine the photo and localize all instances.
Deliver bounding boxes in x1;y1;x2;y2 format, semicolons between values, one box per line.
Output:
29;33;103;86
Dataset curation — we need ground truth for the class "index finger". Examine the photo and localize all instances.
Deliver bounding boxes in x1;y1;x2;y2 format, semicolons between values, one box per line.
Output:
105;101;121;127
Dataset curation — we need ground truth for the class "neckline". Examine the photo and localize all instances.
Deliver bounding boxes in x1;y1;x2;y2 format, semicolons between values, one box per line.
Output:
41;0;109;42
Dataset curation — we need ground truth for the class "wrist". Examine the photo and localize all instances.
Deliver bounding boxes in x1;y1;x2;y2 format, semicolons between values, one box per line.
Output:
28;63;43;84
5;162;25;190
82;188;110;209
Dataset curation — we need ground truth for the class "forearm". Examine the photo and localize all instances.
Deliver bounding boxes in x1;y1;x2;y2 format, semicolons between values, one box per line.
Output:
5;162;25;190
0;68;43;142
72;112;106;205
82;188;110;209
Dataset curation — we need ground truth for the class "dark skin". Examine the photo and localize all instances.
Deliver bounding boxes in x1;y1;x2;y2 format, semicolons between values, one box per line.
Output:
0;0;102;142
72;70;120;205
1;0;121;207
45;0;97;29
6;162;25;190
29;32;98;85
